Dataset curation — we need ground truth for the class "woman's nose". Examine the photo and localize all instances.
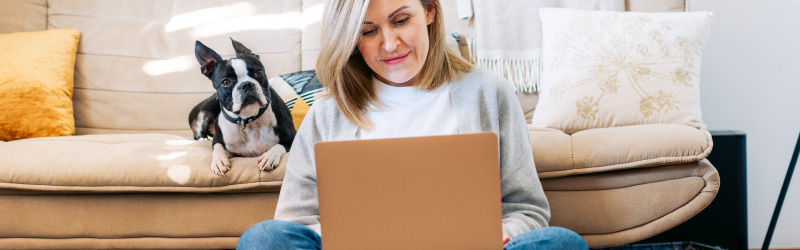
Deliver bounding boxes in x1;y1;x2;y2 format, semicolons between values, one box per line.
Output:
382;29;399;52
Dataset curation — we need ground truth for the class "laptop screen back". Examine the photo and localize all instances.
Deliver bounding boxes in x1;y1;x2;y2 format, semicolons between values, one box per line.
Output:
314;133;503;250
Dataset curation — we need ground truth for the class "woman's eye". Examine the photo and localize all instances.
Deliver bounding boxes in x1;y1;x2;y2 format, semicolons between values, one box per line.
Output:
362;29;376;36
395;17;409;25
222;80;231;86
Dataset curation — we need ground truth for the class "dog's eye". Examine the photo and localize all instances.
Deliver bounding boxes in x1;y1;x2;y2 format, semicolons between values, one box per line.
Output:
254;69;263;78
221;79;231;87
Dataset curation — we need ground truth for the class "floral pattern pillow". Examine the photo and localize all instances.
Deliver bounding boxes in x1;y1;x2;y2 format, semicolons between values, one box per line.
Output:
532;8;713;134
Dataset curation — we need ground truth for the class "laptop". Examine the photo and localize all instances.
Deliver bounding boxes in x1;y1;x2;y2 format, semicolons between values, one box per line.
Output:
314;132;503;250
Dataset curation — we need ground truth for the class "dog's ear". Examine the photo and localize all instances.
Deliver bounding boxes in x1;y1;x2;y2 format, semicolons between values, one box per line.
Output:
195;40;223;78
230;38;260;59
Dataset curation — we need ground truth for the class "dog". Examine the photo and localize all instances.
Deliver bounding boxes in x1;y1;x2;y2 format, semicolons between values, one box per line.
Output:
189;38;296;175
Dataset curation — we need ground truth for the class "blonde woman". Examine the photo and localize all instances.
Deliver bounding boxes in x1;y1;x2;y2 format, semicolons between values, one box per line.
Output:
237;0;587;249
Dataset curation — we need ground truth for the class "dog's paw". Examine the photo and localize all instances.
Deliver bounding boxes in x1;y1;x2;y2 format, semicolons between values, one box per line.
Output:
211;145;231;175
257;145;286;171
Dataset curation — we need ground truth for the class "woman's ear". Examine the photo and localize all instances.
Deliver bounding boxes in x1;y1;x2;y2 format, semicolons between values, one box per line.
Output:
426;8;436;25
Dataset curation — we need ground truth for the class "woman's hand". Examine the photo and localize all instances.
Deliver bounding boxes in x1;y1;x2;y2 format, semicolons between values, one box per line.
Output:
503;233;511;244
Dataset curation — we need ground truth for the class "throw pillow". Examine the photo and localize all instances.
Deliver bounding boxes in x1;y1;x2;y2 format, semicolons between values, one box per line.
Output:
0;29;81;141
269;70;325;130
532;8;713;134
290;97;311;131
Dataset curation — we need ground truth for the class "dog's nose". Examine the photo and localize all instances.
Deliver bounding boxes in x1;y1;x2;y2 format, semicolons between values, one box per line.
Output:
239;82;255;92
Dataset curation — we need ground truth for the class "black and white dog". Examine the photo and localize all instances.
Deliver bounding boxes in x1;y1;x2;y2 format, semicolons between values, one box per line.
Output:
189;39;296;175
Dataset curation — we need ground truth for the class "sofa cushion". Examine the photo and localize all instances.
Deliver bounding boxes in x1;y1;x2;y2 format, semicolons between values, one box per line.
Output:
0;29;81;141
0;134;286;193
530;124;712;178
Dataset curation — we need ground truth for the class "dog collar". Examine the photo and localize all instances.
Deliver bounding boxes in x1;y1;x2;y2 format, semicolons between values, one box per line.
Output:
219;102;269;128
219;101;269;144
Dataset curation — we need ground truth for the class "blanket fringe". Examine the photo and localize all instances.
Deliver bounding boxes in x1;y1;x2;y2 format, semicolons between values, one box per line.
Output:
468;39;542;93
476;58;542;93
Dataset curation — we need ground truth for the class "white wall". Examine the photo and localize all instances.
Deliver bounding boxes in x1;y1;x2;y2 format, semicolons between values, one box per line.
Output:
690;0;800;248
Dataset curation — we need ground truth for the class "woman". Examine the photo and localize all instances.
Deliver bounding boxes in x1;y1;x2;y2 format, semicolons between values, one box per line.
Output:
237;0;588;249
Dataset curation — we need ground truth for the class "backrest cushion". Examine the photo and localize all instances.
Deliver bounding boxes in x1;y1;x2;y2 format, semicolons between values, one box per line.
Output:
0;0;47;33
45;0;302;136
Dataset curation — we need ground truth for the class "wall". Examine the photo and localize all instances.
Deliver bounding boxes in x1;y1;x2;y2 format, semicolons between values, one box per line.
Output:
690;0;800;248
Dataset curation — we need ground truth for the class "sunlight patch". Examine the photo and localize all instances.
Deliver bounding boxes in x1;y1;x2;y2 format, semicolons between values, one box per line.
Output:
167;165;193;184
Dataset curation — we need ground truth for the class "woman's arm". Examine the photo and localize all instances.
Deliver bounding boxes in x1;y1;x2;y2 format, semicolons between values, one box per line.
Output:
273;102;325;235
495;81;551;237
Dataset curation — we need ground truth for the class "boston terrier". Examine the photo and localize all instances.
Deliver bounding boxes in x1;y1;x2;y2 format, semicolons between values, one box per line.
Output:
189;39;296;175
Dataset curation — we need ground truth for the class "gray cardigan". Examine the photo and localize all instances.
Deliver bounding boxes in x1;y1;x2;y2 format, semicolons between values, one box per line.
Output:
274;68;551;237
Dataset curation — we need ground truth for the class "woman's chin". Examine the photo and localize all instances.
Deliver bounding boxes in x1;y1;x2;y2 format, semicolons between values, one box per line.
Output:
378;73;416;86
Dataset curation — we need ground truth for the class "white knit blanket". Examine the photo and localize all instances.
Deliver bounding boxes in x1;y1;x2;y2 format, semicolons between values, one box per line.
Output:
470;0;624;92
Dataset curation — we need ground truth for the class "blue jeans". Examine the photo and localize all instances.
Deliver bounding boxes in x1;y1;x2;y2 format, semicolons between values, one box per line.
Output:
237;220;588;250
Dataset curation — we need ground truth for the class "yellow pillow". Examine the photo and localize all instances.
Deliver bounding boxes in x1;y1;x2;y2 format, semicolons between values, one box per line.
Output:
290;96;311;131
0;29;81;141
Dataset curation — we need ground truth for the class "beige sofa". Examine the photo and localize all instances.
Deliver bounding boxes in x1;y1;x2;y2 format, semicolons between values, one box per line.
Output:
0;0;717;249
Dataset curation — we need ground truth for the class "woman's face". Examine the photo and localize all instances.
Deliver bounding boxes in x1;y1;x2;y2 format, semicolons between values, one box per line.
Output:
357;0;435;87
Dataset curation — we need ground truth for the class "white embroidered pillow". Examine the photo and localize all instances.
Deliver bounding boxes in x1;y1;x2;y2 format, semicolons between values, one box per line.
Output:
532;8;713;134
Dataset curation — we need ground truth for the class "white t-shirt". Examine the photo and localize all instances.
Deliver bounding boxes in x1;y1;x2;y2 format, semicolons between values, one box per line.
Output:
355;77;460;140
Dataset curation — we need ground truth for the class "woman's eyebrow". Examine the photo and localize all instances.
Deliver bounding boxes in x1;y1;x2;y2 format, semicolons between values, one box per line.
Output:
363;6;410;24
388;6;410;19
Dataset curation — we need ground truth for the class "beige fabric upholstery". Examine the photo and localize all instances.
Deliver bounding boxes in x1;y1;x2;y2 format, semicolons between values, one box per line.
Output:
543;161;713;232
0;134;285;193
72;89;212;134
301;0;324;70
0;238;239;250
74;127;194;138
517;92;539;123
0;193;277;238
531;124;712;178
547;159;719;248
0;0;46;33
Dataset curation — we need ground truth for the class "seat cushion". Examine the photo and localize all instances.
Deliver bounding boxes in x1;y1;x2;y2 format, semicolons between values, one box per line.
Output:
530;124;712;178
0;134;286;193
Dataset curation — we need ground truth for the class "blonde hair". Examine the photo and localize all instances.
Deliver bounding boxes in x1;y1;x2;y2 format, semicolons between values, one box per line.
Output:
316;0;473;130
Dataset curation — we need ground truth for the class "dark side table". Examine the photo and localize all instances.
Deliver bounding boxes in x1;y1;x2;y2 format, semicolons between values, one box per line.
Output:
636;130;748;250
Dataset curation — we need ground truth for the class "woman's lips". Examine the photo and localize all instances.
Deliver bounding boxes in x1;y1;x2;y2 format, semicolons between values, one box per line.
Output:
382;52;410;65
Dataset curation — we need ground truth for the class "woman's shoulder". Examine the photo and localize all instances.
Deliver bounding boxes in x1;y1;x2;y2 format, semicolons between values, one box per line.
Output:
451;67;516;95
305;95;340;119
311;95;336;110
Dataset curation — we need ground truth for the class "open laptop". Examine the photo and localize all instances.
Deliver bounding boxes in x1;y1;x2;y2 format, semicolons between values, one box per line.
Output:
314;132;503;250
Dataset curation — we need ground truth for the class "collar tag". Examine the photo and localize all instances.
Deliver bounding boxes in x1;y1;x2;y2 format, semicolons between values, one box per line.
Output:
238;119;247;143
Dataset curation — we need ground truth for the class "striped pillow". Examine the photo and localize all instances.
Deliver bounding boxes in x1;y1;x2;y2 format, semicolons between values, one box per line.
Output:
270;70;324;109
269;70;325;130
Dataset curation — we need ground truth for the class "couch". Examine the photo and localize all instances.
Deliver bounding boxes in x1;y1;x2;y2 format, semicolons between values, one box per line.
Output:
0;0;718;249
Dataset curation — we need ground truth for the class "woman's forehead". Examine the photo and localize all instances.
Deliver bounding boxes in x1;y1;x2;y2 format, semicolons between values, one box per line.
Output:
365;0;423;17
